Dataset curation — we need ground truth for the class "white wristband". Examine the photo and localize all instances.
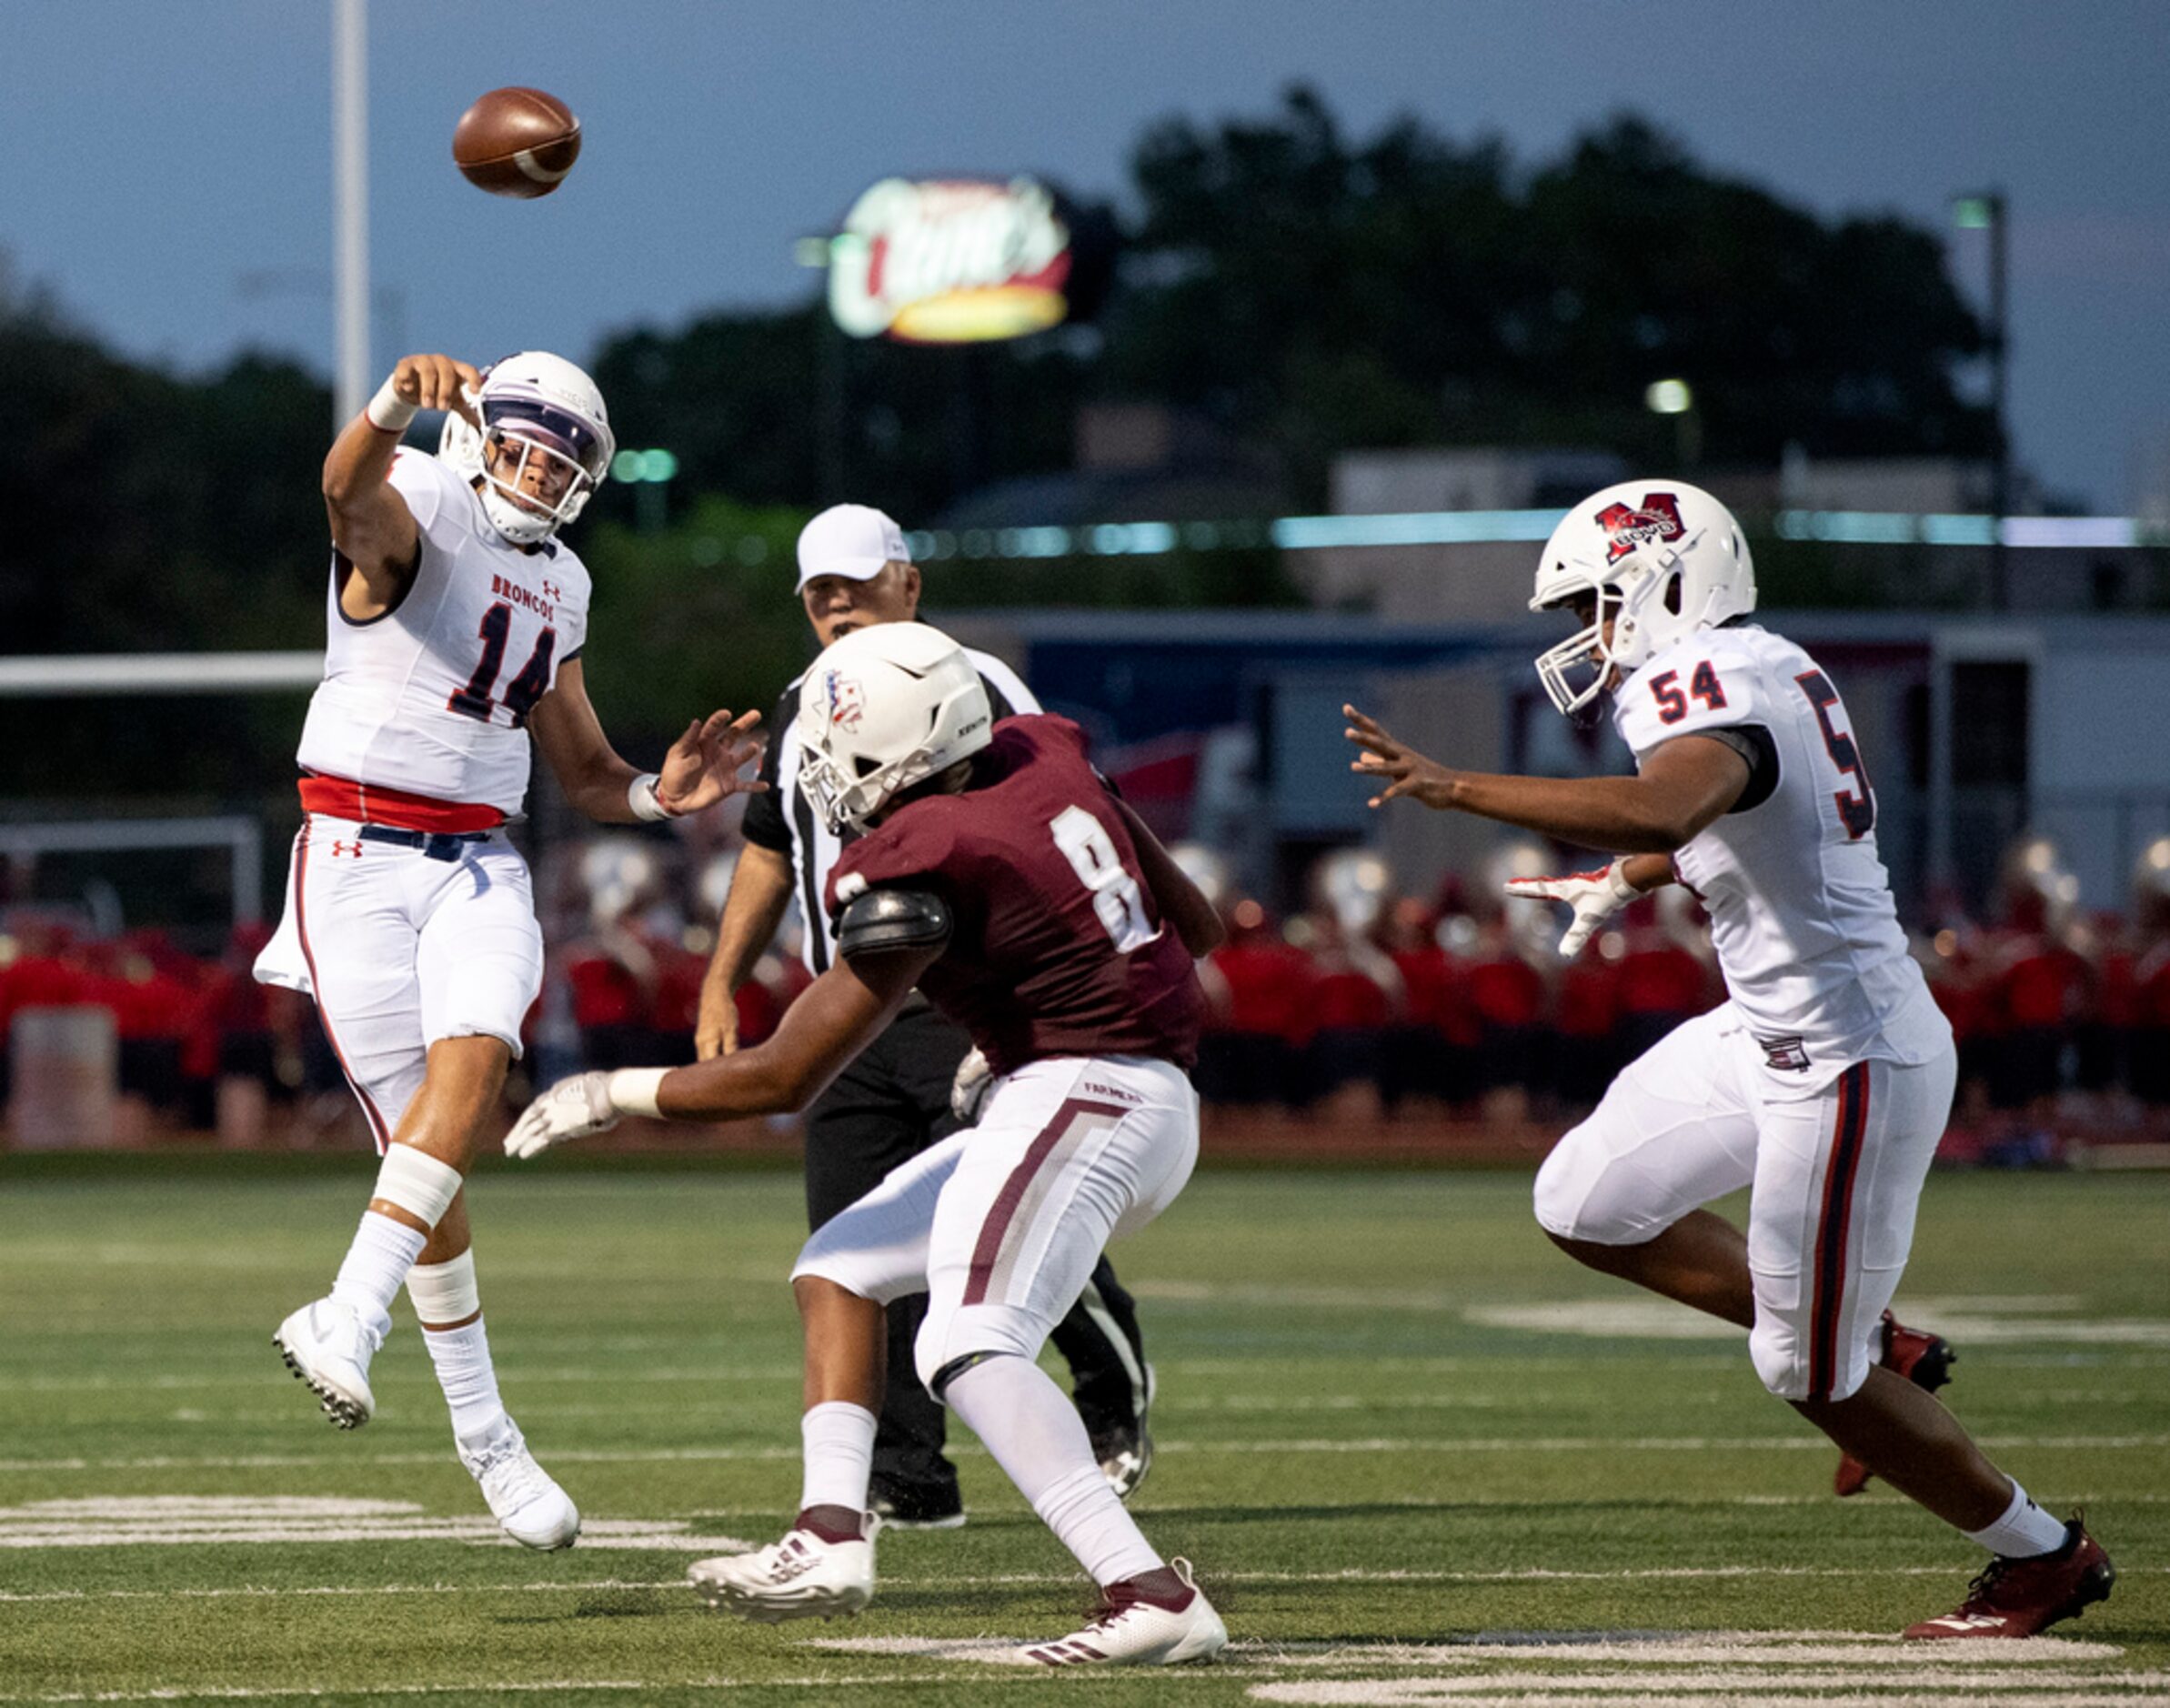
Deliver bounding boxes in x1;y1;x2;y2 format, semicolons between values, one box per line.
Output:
628;772;674;822
1605;859;1641;904
365;375;418;434
606;1068;668;1120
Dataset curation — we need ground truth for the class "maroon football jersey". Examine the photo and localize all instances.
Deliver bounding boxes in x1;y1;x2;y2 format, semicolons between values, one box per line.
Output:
827;716;1205;1075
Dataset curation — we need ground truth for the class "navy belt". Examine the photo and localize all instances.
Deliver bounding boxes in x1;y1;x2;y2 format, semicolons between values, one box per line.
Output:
356;825;493;861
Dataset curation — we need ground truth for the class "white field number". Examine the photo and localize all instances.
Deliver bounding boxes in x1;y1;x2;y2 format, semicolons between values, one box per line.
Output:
1050;805;1155;952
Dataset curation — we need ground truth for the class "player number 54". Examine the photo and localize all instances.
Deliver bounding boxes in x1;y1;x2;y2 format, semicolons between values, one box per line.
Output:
1050;806;1157;953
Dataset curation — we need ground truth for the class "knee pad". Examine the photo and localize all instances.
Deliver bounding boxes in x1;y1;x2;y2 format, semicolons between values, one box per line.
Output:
1532;1122;1622;1242
1750;1314;1872;1403
1747;1318;1807;1400
1532;1119;1690;1247
914;1301;1040;1396
924;1349;1006;1402
791;1225;908;1307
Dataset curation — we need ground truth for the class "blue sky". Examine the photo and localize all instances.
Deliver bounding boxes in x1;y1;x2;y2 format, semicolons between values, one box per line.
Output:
4;0;2164;510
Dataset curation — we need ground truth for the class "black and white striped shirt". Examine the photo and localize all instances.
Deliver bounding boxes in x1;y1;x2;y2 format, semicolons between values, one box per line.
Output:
740;641;1038;976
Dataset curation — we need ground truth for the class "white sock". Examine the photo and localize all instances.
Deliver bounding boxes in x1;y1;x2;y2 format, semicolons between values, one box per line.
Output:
423;1319;506;1445
1963;1480;2070;1558
799;1402;878;1513
945;1354;1161;1586
329;1211;427;1336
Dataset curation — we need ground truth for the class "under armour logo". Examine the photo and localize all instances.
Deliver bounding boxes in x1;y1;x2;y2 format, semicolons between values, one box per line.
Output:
328;841;363;859
542;579;563;601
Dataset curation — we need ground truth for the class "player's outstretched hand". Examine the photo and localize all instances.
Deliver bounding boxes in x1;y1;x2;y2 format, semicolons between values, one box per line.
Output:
1505;858;1640;958
1344;704;1456;810
949;1046;993;1125
388;354;483;427
657;709;767;816
506;1071;622;1160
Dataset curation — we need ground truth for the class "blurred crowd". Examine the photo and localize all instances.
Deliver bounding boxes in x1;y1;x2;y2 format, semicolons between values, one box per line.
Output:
5;829;2170;1150
1179;835;2170;1158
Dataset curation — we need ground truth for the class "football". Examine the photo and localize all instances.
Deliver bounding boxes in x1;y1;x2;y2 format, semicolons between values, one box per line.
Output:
452;86;581;198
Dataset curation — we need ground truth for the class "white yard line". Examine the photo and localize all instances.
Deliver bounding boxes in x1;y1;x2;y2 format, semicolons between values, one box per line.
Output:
0;1366;803;1392
7;1350;2165;1393
3;1564;2164;1602
1252;1693;2158;1707
2;1431;2163;1475
3;1683;1069;1704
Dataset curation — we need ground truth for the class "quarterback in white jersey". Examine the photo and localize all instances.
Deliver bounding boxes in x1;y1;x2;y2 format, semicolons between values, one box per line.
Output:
1345;480;2114;1641
256;351;763;1551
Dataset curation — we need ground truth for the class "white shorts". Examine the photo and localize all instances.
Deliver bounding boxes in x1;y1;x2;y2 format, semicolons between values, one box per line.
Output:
791;1054;1199;1393
254;815;542;1150
1532;1002;1957;1402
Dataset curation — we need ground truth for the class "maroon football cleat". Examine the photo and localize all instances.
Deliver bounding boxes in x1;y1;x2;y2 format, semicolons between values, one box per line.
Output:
1904;1517;2115;1640
1835;1310;1955;1496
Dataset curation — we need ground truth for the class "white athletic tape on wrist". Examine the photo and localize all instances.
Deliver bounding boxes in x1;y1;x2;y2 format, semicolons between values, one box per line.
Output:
628;772;674;823
365;376;418;434
371;1145;465;1230
406;1249;481;1323
607;1068;668;1119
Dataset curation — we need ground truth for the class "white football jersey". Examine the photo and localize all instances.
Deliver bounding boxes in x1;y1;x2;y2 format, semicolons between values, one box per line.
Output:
1612;622;1950;1089
296;452;592;817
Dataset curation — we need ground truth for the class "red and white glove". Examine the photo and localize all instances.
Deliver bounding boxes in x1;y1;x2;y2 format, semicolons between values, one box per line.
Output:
1504;858;1639;959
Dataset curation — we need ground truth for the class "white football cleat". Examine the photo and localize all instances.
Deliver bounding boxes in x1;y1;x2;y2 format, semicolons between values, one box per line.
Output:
273;1297;382;1430
458;1415;580;1551
688;1521;876;1623
1020;1559;1226;1667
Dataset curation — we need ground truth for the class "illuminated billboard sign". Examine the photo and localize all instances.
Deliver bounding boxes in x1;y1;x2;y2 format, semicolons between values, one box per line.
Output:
826;176;1084;345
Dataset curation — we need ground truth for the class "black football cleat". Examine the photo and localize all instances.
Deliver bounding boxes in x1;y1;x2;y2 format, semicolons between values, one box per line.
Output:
867;1473;966;1531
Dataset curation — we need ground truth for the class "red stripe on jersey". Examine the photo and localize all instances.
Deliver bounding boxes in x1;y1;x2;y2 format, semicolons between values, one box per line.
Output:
962;1097;1128;1307
292;822;392;1153
299;773;505;833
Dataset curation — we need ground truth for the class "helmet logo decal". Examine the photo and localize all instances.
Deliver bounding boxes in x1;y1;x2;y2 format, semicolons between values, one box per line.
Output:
1594;492;1684;563
822;669;866;733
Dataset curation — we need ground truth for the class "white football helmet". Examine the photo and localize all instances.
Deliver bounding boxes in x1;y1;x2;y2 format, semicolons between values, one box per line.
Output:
1311;848;1394;936
1530;479;1755;715
439;352;616;546
798;623;993;835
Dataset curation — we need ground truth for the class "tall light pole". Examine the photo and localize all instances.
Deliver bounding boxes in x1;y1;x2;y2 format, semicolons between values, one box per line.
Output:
1954;190;2009;610
332;0;370;429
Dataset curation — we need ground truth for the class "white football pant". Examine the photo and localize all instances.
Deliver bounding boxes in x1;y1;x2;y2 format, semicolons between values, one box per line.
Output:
255;815;543;1150
1533;1002;1957;1402
791;1055;1199;1392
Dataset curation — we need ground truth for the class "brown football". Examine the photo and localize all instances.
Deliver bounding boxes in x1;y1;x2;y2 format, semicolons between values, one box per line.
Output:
453;86;581;199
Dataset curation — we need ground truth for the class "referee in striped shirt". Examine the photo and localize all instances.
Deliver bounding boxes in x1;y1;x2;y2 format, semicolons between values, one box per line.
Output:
695;504;1155;1528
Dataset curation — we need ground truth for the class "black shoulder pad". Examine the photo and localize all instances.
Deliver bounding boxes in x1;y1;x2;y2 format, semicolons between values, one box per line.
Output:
838;886;953;959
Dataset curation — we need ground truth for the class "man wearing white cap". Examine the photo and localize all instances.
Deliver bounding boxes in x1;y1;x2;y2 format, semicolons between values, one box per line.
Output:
695;503;1156;1528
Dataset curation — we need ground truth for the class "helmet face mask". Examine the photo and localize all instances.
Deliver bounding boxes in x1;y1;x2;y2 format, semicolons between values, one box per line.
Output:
439;353;616;546
797;624;993;836
1530;480;1756;716
1532;585;1627;718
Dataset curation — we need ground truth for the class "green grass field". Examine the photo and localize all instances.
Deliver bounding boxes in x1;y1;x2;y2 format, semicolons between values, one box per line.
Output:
1;1157;2163;1704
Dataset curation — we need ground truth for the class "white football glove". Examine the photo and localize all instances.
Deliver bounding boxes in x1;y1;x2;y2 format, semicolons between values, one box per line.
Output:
505;1070;622;1160
949;1046;993;1126
1504;858;1640;959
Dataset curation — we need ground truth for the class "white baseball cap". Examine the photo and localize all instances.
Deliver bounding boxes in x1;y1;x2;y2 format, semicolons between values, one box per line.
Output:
796;503;911;592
